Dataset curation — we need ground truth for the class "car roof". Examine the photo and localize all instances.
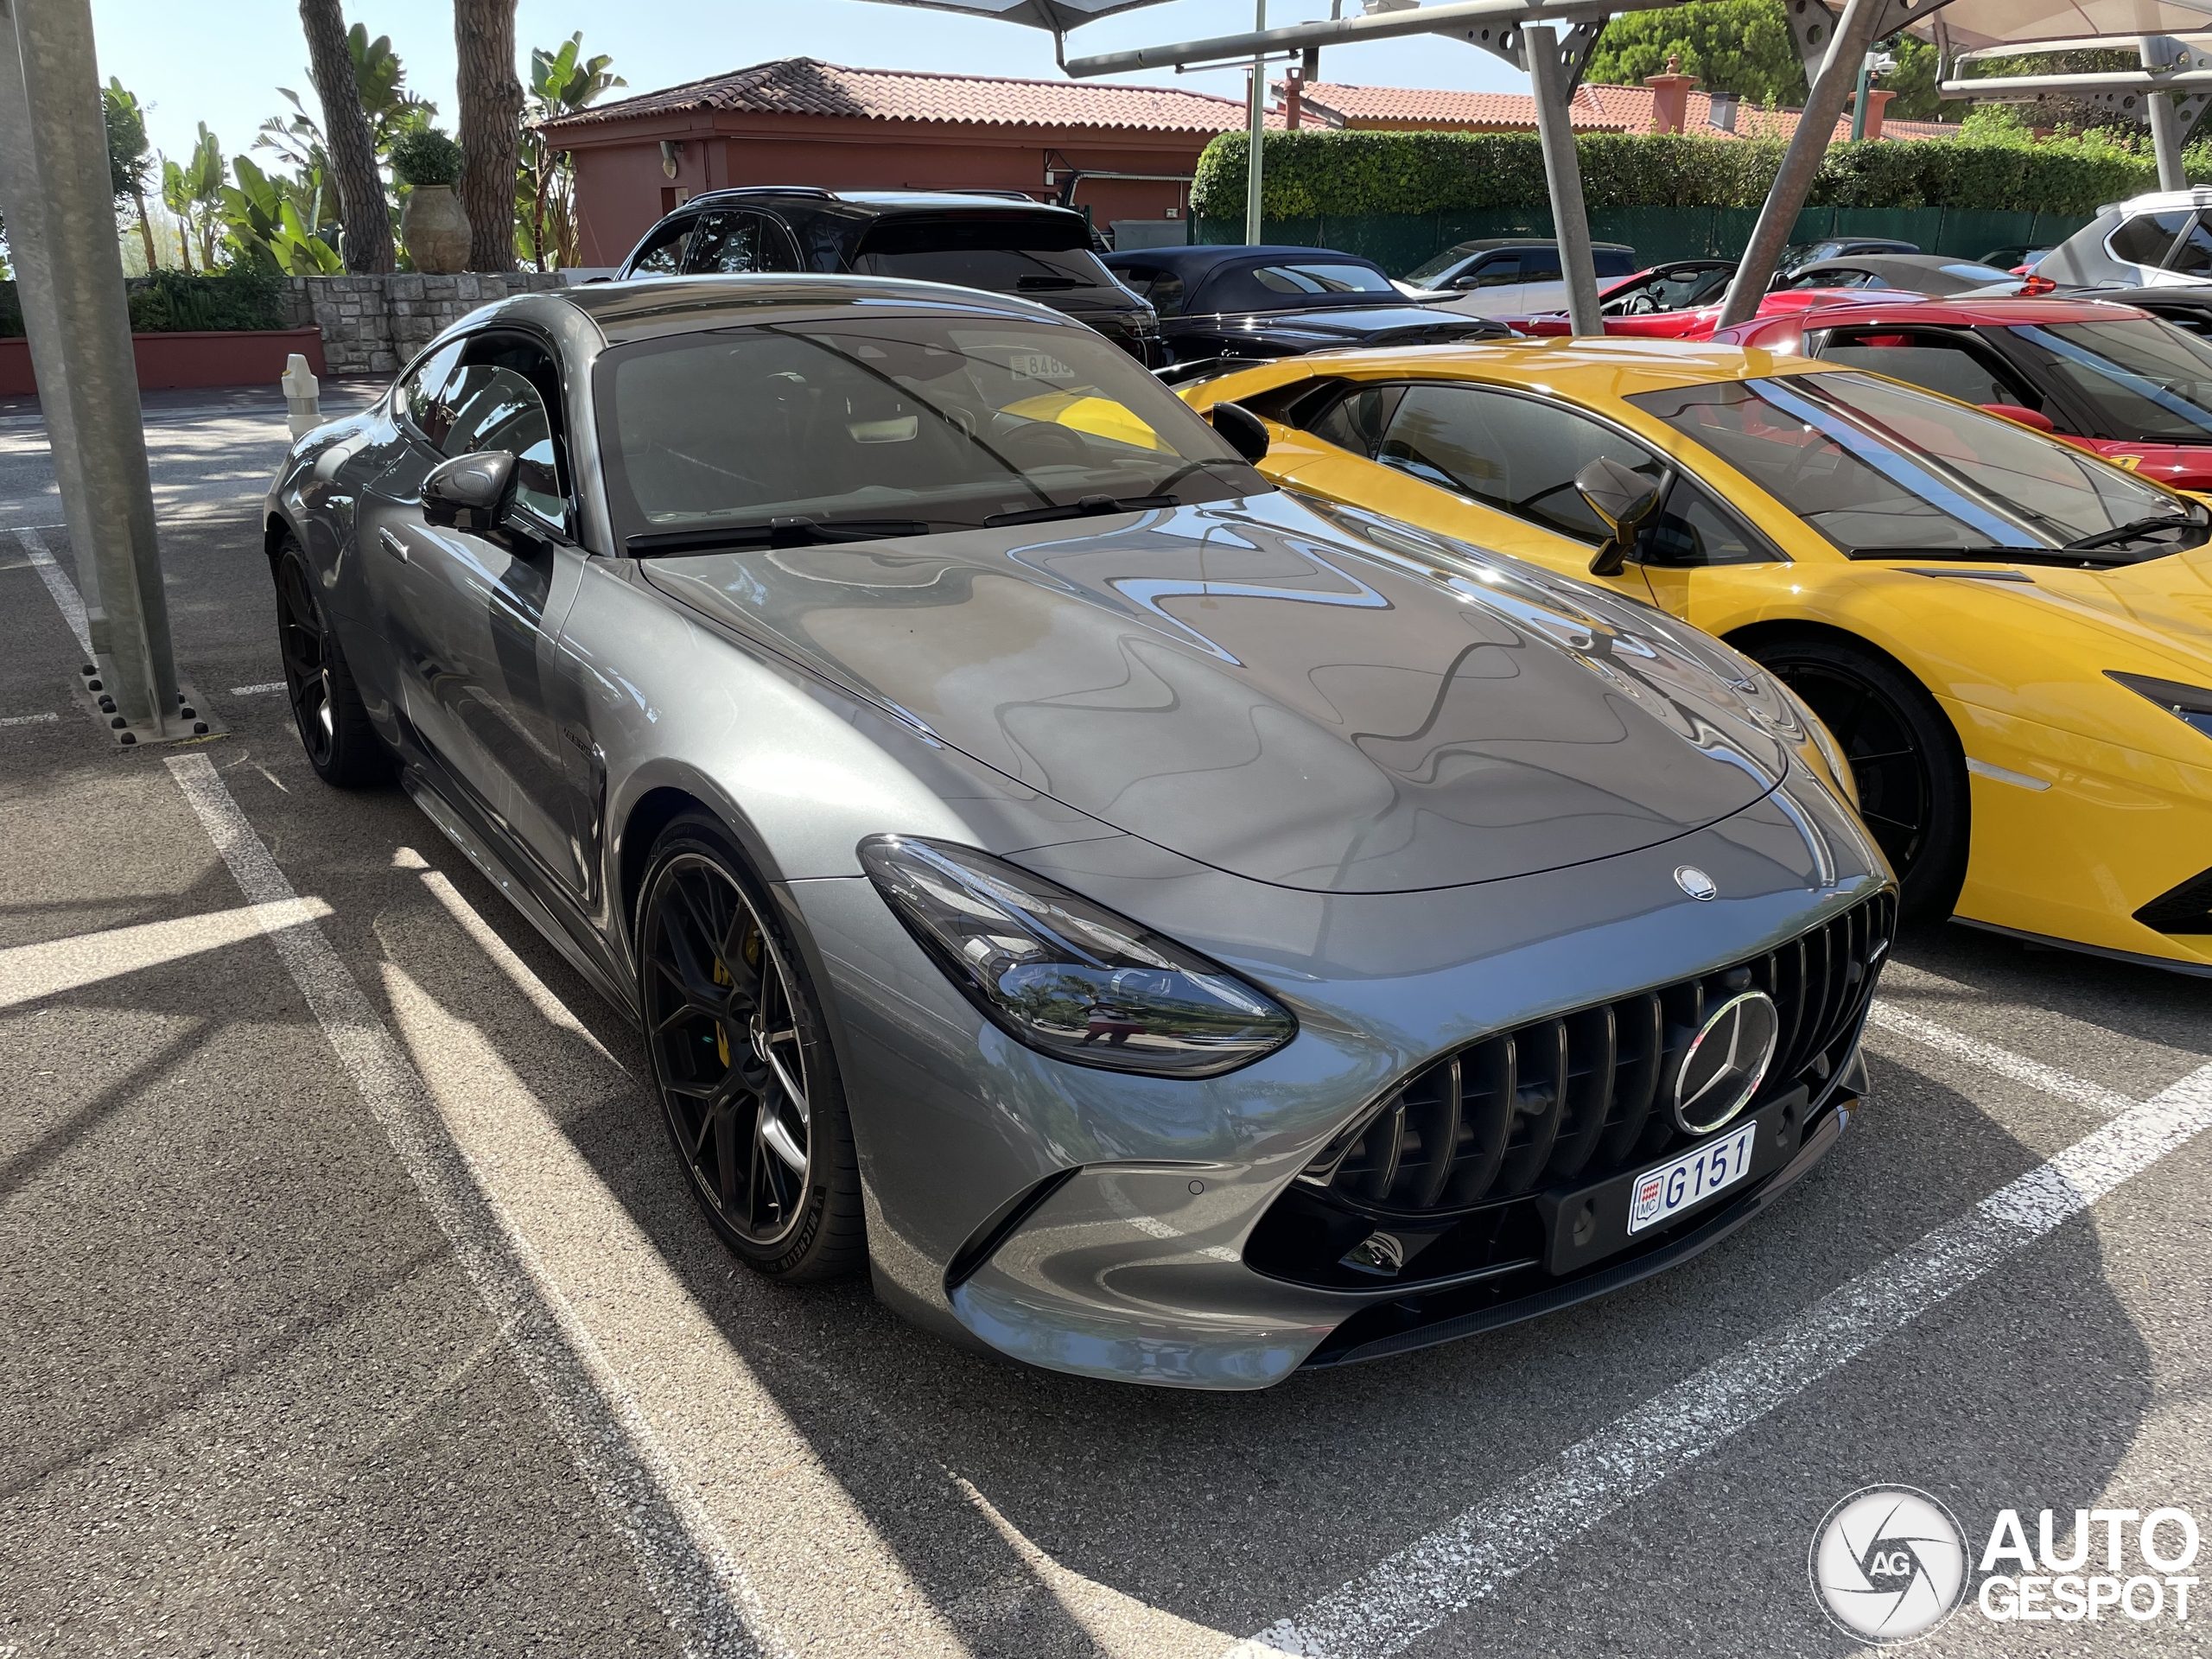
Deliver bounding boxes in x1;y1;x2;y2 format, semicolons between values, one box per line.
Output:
1787;296;2148;328
684;186;1077;219
2112;187;2212;214
1102;244;1385;274
2064;284;2212;309
1193;337;1840;405
1430;238;1637;254
541;273;1070;346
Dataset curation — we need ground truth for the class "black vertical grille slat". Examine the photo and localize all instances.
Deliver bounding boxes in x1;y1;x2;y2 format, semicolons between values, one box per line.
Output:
1498;1020;1569;1194
1546;1005;1617;1184
1306;894;1891;1224
1443;1038;1515;1206
1596;992;1664;1166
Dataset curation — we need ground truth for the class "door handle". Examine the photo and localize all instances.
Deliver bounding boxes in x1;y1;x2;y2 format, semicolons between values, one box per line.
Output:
377;527;409;563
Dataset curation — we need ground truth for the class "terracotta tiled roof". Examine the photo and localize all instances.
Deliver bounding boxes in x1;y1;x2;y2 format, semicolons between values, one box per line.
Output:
540;57;1249;135
1282;79;1958;143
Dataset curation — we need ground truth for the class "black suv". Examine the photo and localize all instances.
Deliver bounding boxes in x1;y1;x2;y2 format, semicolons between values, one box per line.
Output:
619;188;1160;364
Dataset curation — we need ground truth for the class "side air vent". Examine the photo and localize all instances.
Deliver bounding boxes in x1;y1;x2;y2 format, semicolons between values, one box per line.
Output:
2135;866;2212;935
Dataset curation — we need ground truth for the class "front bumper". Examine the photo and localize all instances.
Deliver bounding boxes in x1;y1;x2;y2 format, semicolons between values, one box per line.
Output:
790;763;1888;1389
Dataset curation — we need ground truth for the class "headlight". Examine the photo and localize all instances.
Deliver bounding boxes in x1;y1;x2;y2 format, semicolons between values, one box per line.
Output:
1777;678;1860;809
2108;671;2212;741
858;836;1297;1077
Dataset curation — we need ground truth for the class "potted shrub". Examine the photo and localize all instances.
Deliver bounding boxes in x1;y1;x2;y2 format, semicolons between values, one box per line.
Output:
392;127;469;274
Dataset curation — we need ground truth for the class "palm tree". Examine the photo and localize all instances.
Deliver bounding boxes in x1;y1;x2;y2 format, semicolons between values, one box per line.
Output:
454;0;523;270
296;0;393;272
518;34;623;269
103;79;159;272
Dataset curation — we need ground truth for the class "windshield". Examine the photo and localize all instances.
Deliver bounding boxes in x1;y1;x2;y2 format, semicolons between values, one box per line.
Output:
2004;318;2212;442
1200;259;1400;313
596;315;1266;547
850;218;1116;294
1624;370;2202;559
1402;245;1482;285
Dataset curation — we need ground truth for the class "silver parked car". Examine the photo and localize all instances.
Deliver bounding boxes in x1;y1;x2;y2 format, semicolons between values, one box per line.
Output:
263;276;1892;1389
2037;187;2212;290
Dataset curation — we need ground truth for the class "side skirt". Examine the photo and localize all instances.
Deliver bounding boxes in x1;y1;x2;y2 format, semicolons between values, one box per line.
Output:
1948;916;2212;981
402;765;642;1024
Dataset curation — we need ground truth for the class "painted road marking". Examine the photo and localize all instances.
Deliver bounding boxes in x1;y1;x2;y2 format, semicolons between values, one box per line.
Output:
1225;1059;2212;1658
0;711;59;728
163;751;774;1659
230;681;287;696
1868;1001;2135;1118
16;526;90;658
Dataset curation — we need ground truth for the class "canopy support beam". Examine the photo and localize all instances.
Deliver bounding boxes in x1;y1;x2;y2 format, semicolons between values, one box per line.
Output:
0;0;177;734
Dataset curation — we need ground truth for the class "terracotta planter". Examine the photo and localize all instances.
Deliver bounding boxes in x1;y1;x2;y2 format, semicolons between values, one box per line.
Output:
402;184;471;275
0;327;326;397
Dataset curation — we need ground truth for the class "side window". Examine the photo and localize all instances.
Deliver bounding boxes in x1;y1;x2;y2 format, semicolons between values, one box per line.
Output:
1376;384;1663;542
399;339;466;447
1468;256;1521;289
1306;384;1406;458
1518;249;1563;283
1817;332;2037;412
2111;210;2190;269
1640;479;1777;569
687;210;798;274
2169;214;2212;277
436;337;568;530
628;215;695;276
1594;249;1639;278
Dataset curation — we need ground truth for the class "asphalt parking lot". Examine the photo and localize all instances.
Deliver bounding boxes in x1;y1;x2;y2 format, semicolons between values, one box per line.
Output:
3;388;2210;1659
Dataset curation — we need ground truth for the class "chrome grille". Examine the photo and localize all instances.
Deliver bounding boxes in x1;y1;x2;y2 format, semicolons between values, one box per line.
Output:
1304;892;1895;1220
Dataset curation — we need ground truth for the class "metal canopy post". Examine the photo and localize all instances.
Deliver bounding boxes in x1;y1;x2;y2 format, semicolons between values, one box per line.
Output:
1524;24;1602;335
1244;0;1266;244
0;0;175;732
1714;0;1883;330
2145;35;2188;188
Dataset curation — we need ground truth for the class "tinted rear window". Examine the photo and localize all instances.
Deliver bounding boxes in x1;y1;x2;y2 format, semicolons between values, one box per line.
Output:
1594;249;1639;277
1198;260;1398;313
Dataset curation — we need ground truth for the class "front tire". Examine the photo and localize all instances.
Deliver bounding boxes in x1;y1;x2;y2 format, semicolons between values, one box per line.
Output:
1745;633;1968;921
636;814;864;1280
274;540;390;788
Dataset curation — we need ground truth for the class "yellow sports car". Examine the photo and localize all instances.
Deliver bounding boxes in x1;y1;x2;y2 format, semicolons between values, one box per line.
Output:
1183;340;2212;975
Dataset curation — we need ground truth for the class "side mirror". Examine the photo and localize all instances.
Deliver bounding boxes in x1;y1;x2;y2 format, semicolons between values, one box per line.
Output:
1980;402;2056;433
1210;400;1269;463
422;450;516;531
1576;456;1662;576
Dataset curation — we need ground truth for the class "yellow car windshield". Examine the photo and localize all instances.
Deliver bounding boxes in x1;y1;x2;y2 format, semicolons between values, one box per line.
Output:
1627;372;2205;561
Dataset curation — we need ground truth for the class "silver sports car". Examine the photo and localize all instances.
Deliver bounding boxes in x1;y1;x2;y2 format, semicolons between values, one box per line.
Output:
264;276;1892;1389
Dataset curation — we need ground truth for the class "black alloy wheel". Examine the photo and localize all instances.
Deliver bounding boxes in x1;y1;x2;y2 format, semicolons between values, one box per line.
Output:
275;541;389;787
1747;634;1968;921
637;816;863;1279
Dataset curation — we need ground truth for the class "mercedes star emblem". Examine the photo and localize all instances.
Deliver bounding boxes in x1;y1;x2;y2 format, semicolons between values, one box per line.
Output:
1675;865;1719;901
1674;990;1781;1134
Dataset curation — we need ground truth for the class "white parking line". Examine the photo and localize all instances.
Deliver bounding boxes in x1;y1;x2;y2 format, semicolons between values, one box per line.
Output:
163;751;774;1659
0;710;59;728
16;526;90;658
1868;1001;2136;1117
230;682;287;696
1227;1059;2212;1659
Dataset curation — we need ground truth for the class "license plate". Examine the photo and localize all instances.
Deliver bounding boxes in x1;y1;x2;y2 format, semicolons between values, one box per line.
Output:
1014;353;1071;380
1628;1121;1758;1235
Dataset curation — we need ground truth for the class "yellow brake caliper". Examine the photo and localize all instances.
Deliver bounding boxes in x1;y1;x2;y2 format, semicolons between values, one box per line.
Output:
713;958;732;1067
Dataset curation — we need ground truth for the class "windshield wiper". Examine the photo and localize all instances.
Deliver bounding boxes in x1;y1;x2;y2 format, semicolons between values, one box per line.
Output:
984;493;1175;527
626;518;931;556
2063;512;2202;552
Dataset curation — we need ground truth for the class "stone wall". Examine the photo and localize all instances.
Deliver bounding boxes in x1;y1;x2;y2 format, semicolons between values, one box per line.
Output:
278;272;570;378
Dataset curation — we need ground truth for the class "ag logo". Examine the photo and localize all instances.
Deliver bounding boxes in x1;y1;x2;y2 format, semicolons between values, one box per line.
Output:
1811;1485;1968;1644
1673;990;1779;1134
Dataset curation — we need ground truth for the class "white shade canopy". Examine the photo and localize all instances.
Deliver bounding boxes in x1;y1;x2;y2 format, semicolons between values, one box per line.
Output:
1916;0;2212;53
852;0;1178;34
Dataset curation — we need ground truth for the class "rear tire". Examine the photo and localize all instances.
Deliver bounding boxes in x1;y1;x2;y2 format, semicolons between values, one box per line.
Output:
274;540;390;788
635;813;865;1281
1745;633;1968;922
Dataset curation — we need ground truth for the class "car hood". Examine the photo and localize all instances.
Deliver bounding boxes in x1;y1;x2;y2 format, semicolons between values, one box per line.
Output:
641;494;1792;893
1186;304;1497;342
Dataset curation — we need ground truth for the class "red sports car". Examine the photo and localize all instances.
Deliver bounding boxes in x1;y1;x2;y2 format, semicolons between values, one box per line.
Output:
1515;281;1905;340
1713;296;2212;493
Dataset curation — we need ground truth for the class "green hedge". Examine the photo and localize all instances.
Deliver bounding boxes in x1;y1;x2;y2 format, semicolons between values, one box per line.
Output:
1191;128;2177;222
0;269;287;339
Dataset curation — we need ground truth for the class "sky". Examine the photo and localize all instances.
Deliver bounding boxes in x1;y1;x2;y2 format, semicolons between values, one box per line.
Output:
91;0;1529;178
